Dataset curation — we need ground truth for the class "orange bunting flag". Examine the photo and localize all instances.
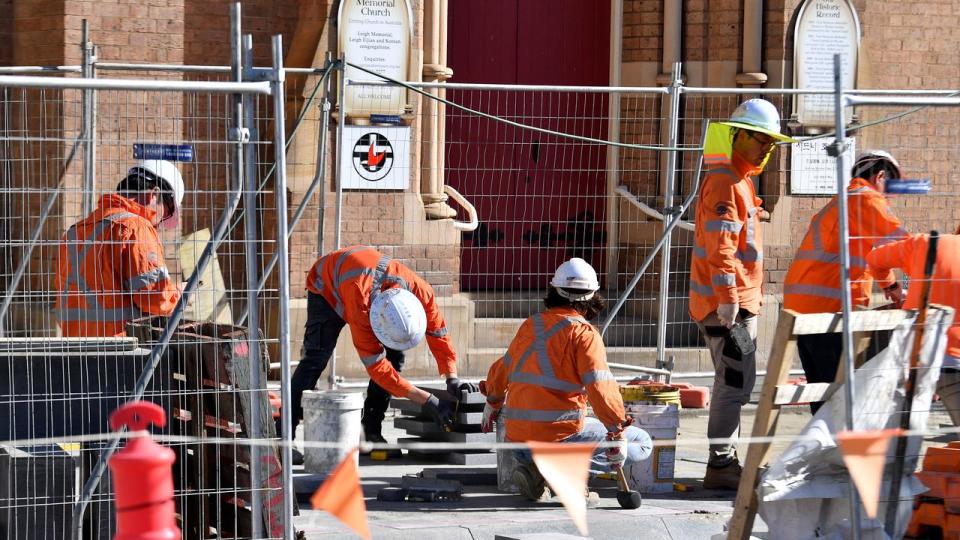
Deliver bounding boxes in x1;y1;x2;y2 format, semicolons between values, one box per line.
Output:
836;428;904;518
529;442;595;535
310;449;370;540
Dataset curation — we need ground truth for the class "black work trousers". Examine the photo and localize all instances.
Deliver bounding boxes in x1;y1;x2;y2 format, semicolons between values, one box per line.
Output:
284;292;404;438
797;330;891;414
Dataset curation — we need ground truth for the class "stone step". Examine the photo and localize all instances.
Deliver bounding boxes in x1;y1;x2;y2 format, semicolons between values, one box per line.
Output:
472;315;700;349
464;286;693;320
462;346;712;377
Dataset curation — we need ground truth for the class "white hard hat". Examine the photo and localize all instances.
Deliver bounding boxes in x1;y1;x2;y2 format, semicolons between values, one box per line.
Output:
723;99;796;143
370;288;427;351
128;160;185;230
550;258;600;301
852;150;902;180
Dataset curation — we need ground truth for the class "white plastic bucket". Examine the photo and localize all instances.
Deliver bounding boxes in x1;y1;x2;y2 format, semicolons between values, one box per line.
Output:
302;390;363;474
624;402;680;493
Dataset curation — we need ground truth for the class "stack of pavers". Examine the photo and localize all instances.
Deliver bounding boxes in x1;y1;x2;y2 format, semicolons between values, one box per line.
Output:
389;388;496;465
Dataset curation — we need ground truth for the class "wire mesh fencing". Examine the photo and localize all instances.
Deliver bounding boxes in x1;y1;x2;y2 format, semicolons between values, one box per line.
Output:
0;56;299;538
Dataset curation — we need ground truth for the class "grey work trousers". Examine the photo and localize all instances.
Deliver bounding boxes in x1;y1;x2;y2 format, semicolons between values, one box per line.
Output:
696;310;758;467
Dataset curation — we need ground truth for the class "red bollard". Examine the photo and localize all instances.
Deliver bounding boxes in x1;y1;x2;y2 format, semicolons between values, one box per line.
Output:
108;401;180;540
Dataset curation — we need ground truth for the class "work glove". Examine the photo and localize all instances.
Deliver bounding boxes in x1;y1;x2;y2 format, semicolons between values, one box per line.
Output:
446;377;479;398
716;303;738;329
605;433;628;468
423;395;455;432
883;282;905;307
481;401;501;433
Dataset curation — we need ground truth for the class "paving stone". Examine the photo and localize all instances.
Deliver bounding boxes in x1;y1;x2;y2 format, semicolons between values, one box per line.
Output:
395;418;494;441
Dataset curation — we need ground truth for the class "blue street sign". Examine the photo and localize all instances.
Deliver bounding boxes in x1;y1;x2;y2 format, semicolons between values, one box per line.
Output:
133;143;194;162
885;179;931;195
370;114;402;125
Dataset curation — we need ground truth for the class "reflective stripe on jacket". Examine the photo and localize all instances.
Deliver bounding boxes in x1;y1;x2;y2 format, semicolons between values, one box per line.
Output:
689;153;765;322
483;307;627;442
54;194;180;337
867;233;960;360
306;245;457;397
783;178;906;313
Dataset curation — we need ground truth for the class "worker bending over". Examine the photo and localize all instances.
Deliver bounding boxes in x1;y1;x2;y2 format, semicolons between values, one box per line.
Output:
481;258;652;501
288;245;473;457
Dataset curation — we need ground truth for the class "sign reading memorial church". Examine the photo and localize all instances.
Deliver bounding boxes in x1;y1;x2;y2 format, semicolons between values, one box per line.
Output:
338;0;413;117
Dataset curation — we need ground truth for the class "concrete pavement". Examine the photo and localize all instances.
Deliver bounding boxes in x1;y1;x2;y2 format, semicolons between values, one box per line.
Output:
292;402;955;539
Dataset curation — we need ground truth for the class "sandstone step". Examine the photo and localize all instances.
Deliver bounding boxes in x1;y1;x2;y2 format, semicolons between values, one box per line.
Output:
472;315;700;349
462;346;711;376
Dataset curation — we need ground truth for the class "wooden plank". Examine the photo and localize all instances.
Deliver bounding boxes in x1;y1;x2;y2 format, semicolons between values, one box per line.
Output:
773;382;839;406
728;310;798;540
790;308;912;335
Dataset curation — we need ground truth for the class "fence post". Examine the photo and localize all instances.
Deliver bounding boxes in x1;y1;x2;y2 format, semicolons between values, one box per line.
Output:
830;53;863;540
81;19;97;215
269;33;296;540
236;21;264;537
328;54;347;389
656;62;683;368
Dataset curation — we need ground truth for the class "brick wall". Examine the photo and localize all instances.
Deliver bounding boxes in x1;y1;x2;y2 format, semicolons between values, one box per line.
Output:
622;0;660;63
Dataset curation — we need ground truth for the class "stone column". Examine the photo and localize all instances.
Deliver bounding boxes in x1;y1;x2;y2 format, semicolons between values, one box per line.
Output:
736;0;768;87
420;0;456;219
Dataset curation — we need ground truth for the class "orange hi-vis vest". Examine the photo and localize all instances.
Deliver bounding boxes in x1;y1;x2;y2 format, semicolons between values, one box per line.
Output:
483;307;628;442
306;245;457;397
783;177;906;313
54;194;181;337
867;233;960;365
689;154;765;322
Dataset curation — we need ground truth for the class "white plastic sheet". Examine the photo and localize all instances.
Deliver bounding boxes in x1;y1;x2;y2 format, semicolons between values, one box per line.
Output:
757;307;955;540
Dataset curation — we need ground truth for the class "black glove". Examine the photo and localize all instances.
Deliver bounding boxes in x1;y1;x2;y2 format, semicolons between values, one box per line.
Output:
423;395;455;432
445;377;479;398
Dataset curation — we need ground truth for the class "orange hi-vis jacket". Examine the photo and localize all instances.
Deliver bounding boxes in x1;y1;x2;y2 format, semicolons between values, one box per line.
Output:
483;307;628;442
54;194;181;337
689;153;765;322
867;233;960;364
783;177;907;313
306;245;457;397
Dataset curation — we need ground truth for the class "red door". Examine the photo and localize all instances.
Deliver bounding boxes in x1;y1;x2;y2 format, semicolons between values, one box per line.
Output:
446;0;610;291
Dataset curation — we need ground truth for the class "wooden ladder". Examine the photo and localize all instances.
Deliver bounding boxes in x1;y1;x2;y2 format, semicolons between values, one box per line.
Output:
726;307;915;539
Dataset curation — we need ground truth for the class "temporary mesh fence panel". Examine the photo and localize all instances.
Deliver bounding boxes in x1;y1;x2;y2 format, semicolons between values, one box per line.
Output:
0;71;293;539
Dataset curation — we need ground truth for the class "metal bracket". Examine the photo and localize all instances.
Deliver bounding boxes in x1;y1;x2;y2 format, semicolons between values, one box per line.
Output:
247;67;276;82
825;139;849;158
228;127;251;143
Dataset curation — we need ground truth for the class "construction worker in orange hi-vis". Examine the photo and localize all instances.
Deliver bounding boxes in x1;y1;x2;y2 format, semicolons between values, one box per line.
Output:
867;227;960;431
289;245;472;461
688;98;796;490
783;150;909;414
54;160;185;338
480;258;653;503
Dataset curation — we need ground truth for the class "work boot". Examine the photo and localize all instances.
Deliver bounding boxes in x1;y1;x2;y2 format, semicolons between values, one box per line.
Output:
513;463;548;501
361;431;402;459
585;489;600;508
291;447;304;466
703;461;743;490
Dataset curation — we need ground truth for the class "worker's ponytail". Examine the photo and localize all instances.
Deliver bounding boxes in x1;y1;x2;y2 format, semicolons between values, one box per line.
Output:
544;287;606;320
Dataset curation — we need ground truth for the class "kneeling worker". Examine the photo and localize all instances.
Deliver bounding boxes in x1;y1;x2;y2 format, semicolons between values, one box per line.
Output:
285;245;475;457
480;258;653;501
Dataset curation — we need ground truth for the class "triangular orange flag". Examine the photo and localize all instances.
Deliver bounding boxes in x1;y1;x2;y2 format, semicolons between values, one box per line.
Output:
310;449;370;540
836;428;904;518
529;442;595;535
